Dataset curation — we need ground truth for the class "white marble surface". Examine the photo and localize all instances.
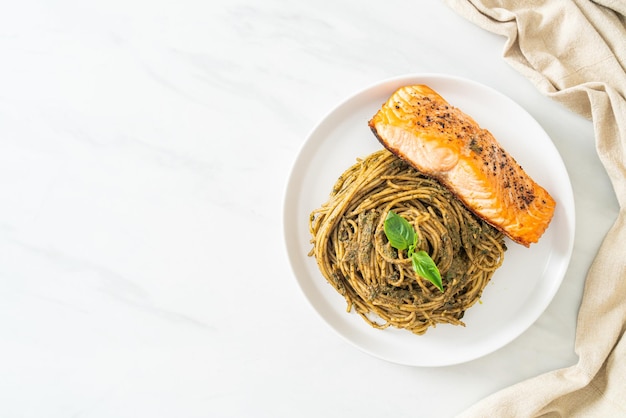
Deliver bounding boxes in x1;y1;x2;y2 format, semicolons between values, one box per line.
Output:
0;1;619;417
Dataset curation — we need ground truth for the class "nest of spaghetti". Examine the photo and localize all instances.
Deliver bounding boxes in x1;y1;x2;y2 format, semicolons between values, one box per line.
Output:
308;149;507;335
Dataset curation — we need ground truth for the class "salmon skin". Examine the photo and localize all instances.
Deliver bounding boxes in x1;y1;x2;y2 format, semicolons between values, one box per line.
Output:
368;84;555;247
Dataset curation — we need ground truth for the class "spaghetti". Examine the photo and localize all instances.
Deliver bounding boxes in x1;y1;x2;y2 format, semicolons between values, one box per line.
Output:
308;149;507;335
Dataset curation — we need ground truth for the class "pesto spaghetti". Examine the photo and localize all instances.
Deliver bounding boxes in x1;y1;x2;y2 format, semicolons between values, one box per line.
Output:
308;149;507;335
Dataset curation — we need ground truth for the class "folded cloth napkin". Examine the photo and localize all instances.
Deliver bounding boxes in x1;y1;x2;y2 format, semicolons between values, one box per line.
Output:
442;1;626;416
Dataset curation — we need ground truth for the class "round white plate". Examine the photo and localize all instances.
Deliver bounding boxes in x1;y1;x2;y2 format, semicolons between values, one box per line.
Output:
283;74;575;367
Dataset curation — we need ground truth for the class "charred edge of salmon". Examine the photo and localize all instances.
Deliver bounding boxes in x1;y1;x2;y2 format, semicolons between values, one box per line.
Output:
367;121;554;248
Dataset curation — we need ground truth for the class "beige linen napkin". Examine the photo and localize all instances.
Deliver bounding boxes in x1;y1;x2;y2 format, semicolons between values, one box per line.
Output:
442;1;626;417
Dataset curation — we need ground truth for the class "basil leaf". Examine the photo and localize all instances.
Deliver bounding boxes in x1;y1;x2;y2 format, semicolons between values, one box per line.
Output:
384;211;416;251
412;250;443;292
407;233;418;257
383;211;441;291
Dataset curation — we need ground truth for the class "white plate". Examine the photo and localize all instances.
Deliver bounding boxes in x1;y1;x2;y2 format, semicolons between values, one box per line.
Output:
283;74;575;367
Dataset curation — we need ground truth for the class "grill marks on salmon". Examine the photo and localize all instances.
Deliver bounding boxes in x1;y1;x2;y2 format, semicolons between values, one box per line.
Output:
368;85;555;247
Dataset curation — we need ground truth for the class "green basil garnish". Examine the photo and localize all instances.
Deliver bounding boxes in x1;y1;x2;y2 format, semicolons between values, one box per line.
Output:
384;210;443;292
383;210;416;251
411;250;443;292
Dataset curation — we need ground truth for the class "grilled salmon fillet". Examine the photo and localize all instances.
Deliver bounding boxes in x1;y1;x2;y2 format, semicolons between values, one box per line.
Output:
368;85;555;247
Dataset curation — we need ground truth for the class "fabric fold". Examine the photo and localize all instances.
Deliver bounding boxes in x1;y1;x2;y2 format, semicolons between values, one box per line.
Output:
442;1;626;416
